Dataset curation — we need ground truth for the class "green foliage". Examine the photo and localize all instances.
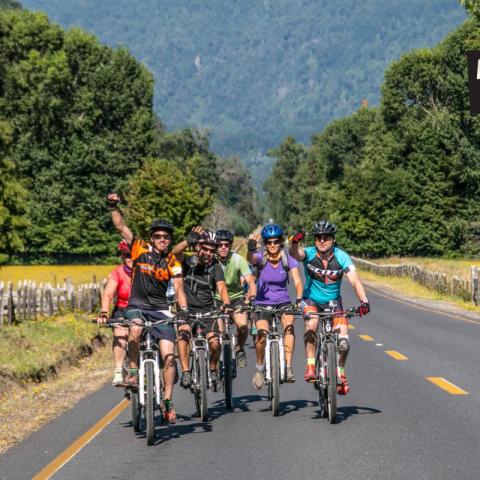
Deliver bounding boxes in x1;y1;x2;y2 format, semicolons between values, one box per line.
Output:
124;158;213;240
459;0;480;21
0;119;28;264
266;18;480;257
0;0;21;9
0;9;157;262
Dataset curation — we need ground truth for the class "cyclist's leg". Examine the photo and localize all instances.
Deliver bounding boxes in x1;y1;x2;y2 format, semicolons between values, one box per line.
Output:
113;325;128;369
232;310;248;352
303;301;319;381
159;338;176;400
254;318;270;366
177;323;192;372
334;320;349;367
280;313;295;366
206;318;223;370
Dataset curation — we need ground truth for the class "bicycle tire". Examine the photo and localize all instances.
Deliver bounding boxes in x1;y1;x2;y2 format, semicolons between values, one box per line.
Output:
270;341;280;416
145;362;156;445
131;390;142;432
223;343;233;410
315;346;328;419
326;341;337;424
197;350;209;422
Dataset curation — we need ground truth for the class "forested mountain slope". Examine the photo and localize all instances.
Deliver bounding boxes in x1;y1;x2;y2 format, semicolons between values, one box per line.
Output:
21;0;466;184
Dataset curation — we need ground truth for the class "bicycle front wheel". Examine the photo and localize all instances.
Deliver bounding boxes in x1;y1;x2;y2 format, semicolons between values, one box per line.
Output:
315;345;328;419
270;341;280;416
223;342;233;410
130;390;142;432
196;350;208;422
145;362;156;445
326;341;337;424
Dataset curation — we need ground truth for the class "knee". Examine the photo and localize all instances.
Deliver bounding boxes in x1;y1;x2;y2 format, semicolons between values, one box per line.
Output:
338;336;350;354
284;324;295;336
303;330;317;344
208;335;220;350
256;329;268;343
177;329;191;343
113;335;127;348
163;353;175;368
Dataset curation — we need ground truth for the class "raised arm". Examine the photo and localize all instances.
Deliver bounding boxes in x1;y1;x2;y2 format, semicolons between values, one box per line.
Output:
246;233;261;265
289;230;306;261
171;226;204;261
107;193;133;245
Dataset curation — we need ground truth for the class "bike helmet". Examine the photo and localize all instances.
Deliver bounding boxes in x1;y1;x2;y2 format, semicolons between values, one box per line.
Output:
149;218;174;235
117;239;130;254
197;229;218;246
261;223;283;240
312;220;337;236
216;229;234;243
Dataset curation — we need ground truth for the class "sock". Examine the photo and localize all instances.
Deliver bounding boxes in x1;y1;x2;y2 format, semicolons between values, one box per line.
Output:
339;367;345;375
164;399;172;410
256;364;265;371
128;368;138;375
114;367;123;373
307;358;315;366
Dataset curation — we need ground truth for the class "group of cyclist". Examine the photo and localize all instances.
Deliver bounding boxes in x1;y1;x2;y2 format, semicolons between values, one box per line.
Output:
98;192;370;425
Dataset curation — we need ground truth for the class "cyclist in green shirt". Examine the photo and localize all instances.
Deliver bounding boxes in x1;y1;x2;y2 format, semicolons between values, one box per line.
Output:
215;229;257;368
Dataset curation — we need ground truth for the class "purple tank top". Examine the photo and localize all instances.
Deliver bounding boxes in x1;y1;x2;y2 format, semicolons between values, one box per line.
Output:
254;252;298;305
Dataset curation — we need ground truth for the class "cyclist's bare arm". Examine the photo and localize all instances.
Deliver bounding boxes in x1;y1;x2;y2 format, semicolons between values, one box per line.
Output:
345;269;368;302
107;193;133;244
244;273;257;298
172;275;188;309
216;280;230;305
289;241;305;261
101;277;118;312
290;266;303;299
246;232;261;265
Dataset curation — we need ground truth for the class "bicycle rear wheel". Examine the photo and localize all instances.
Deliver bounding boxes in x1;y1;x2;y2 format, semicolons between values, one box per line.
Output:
326;341;337;424
270;341;280;416
223;342;233;410
145;362;156;445
130;390;143;432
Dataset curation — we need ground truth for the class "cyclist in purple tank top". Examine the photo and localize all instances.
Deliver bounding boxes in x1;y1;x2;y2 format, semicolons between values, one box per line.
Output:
247;224;303;388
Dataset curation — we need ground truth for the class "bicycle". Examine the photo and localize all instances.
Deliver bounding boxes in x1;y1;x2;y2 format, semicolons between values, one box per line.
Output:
219;311;237;410
187;310;229;421
304;303;358;424
240;304;298;416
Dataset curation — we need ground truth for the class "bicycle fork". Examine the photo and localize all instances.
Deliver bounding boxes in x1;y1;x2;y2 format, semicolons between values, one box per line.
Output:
138;350;161;406
265;333;285;383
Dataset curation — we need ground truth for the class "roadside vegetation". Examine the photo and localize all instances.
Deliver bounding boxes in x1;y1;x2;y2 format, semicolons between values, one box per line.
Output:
0;313;109;384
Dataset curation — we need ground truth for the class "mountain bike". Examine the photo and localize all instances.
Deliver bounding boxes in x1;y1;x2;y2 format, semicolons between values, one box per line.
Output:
304;304;358;424
188;310;228;421
240;304;298;416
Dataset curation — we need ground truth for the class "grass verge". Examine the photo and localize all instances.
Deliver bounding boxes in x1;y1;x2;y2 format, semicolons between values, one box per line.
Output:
359;269;480;312
0;314;110;386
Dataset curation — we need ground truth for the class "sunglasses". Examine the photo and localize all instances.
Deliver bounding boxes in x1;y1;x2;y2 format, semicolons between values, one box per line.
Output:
265;239;281;246
200;245;216;254
122;254;132;259
152;233;170;240
315;235;333;241
218;242;232;248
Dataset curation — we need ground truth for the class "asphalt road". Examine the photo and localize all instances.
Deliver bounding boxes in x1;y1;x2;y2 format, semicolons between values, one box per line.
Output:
2;284;480;480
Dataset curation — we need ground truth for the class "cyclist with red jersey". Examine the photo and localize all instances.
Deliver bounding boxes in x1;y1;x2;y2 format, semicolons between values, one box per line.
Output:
97;240;133;387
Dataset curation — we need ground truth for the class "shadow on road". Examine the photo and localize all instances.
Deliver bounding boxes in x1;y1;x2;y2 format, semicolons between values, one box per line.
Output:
311;405;382;423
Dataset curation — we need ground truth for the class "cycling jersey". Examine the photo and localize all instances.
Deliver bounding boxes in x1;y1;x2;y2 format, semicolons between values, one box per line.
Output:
127;238;182;310
182;255;224;312
303;246;355;304
254;251;298;305
215;252;251;301
109;265;131;308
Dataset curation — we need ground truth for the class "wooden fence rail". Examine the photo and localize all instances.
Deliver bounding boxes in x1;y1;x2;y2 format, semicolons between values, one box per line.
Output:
0;278;106;327
353;257;479;304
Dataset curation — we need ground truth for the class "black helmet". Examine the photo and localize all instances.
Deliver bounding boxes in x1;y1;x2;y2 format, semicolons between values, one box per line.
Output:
197;229;218;246
150;218;174;235
312;220;337;236
215;229;234;243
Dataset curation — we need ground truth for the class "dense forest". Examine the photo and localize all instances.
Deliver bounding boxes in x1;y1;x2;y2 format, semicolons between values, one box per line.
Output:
21;0;466;187
0;8;259;264
265;10;480;257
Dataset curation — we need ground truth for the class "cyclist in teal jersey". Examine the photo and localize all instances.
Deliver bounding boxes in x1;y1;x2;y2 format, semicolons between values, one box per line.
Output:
215;229;257;368
289;220;370;394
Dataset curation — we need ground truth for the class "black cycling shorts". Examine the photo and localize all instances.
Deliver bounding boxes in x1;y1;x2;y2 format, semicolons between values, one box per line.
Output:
186;308;223;336
254;302;292;323
124;307;176;343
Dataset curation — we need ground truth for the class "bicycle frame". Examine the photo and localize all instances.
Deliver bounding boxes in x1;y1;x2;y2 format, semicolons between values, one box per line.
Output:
138;321;162;407
264;311;285;384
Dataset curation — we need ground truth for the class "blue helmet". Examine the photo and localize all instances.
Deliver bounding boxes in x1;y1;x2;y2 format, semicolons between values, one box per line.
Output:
261;223;283;240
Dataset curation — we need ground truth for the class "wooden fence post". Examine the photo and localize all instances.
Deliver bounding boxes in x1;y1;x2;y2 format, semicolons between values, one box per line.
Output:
471;266;478;305
0;281;4;327
7;281;14;324
46;284;54;317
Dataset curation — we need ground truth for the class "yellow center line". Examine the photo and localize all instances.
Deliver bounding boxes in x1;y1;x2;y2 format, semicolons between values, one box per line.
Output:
348;324;355;330
426;377;468;395
358;334;374;341
385;350;408;360
32;398;129;480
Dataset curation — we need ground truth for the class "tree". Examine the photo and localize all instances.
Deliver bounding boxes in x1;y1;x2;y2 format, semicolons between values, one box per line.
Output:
124;158;214;240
